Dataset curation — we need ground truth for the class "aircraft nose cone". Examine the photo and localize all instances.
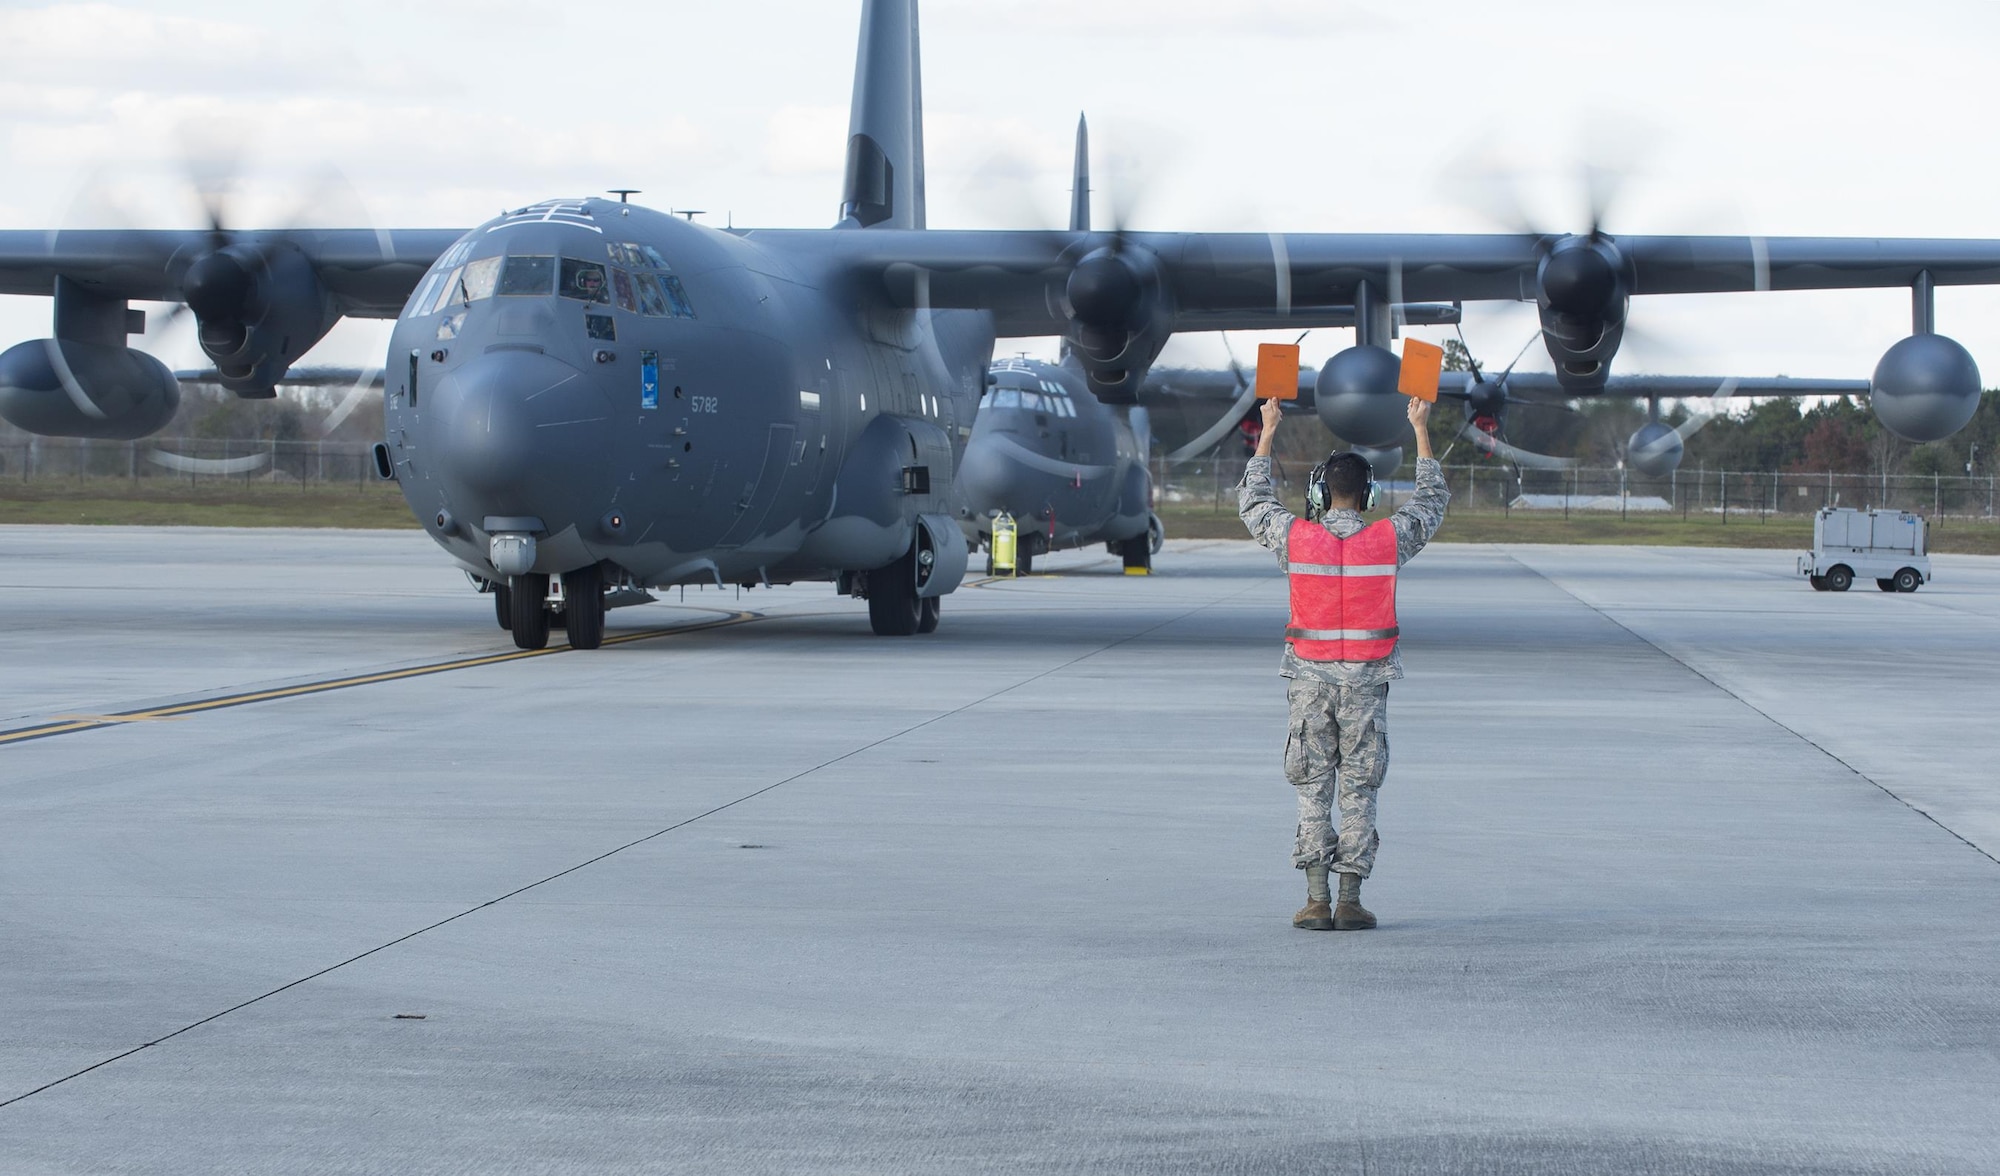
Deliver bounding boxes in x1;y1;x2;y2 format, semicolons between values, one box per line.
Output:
431;350;608;507
957;433;1019;515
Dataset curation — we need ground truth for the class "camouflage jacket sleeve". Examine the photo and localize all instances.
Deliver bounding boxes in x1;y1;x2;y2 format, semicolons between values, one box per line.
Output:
1390;457;1450;565
1238;456;1295;564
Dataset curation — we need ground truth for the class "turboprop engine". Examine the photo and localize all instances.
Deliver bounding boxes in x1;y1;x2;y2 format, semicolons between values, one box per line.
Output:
1314;345;1405;448
178;241;339;394
1536;235;1630;391
1062;241;1174;402
1870;333;1981;442
0;340;179;439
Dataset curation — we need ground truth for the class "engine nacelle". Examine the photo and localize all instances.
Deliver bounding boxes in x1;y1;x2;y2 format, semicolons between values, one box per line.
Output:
0;339;179;439
1062;243;1174;402
1536;236;1631;391
188;242;339;395
1871;334;1981;442
1314;345;1406;448
1627;421;1683;478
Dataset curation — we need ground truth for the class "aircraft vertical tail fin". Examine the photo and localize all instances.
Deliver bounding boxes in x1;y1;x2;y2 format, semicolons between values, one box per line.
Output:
839;0;925;229
1069;114;1090;233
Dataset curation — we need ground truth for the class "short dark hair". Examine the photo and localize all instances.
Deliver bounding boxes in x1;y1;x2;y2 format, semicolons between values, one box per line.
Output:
1323;452;1372;505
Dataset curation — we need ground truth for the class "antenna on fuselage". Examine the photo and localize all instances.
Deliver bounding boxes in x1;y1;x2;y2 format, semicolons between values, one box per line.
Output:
608;189;641;203
672;210;706;222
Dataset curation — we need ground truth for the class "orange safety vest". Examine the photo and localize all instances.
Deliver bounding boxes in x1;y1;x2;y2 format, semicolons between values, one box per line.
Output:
1284;517;1399;661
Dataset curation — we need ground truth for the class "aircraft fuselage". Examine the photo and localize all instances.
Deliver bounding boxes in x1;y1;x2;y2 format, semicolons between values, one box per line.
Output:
384;199;990;597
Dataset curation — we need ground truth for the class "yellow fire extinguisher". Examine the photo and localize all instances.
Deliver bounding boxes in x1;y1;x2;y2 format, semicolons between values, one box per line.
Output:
990;512;1018;577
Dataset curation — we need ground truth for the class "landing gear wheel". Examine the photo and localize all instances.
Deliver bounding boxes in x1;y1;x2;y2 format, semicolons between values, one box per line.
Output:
1015;545;1034;576
508;573;550;650
1824;565;1853;593
563;565;605;650
917;595;941;634
1894;567;1922;593
495;583;513;630
1148;511;1165;556
867;548;921;636
1877;578;1897;592
1118;533;1151;573
1809;575;1829;592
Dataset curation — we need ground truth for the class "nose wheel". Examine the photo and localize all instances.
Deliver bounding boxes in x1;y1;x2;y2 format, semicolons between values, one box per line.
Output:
508;573;551;650
562;565;605;650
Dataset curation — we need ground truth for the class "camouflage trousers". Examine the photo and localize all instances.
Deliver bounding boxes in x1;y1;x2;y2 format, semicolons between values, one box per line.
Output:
1283;679;1389;877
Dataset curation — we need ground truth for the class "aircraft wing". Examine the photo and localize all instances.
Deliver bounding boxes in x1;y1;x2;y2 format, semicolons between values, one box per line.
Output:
176;365;385;388
1466;373;1876;404
780;228;2000;330
0;228;464;317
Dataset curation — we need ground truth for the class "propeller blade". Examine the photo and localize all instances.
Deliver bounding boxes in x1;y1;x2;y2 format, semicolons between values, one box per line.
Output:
1459;423;1577;470
321;367;384;435
1669;377;1739;445
1166;377;1261;462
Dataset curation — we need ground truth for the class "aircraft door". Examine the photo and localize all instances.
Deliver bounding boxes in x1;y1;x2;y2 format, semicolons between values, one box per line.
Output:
716;423;797;548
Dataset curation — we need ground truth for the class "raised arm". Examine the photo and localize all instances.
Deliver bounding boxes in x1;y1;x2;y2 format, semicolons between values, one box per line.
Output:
1391;398;1449;565
1238;398;1295;557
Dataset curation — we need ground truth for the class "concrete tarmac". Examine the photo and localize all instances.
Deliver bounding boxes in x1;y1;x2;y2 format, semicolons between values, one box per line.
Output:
2;527;1997;1174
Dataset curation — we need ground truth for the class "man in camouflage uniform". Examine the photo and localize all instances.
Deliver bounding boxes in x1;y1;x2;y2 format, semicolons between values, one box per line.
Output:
1239;395;1448;930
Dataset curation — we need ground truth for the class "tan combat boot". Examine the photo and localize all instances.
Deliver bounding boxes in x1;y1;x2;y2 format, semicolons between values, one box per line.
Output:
1293;864;1334;930
1333;872;1376;930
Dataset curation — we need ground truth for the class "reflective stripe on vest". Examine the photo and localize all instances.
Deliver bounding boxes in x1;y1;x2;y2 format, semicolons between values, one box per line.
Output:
1284;517;1399;661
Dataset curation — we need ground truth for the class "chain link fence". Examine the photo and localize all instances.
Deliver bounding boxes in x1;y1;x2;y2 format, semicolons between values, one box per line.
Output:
0;438;383;490
5;438;1996;521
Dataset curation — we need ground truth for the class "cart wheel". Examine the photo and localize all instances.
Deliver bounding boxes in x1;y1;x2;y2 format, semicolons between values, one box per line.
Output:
1893;567;1921;593
1825;565;1853;592
1809;576;1829;592
1877;579;1897;592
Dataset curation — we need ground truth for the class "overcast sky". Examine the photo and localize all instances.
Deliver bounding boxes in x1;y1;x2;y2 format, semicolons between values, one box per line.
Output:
4;0;2000;392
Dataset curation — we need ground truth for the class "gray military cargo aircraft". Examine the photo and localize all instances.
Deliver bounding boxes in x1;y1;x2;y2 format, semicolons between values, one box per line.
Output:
2;0;1997;650
960;355;1159;575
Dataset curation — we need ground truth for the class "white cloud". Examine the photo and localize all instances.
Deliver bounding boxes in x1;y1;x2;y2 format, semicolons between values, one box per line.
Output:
6;0;2000;385
763;105;847;176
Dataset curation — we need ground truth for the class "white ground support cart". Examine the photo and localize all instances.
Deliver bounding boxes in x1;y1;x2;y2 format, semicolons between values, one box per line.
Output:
1798;507;1931;593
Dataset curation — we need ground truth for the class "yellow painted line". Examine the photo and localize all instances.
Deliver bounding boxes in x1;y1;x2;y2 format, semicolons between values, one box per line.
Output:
0;609;760;749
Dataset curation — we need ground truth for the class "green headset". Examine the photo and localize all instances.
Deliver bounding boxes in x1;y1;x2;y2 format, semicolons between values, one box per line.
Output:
1305;452;1379;521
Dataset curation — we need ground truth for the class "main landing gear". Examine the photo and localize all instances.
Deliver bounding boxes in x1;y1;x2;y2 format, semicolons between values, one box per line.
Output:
862;529;957;637
500;566;607;651
867;543;925;636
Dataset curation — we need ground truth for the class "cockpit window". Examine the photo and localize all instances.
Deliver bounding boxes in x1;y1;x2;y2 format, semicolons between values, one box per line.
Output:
611;268;638;313
460;256;501;302
560;258;610;303
423;266;463;315
640;245;671;271
632;273;669;317
498;255;555;296
660;275;696;318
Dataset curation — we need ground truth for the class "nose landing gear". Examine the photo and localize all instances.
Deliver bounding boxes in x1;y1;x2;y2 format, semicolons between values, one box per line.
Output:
562;565;605;650
502;567;607;651
509;573;551;650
